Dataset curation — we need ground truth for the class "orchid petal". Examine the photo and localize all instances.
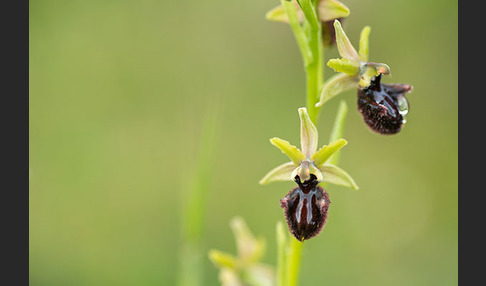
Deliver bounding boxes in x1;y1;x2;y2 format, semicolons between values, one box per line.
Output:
311;138;348;166
269;137;305;165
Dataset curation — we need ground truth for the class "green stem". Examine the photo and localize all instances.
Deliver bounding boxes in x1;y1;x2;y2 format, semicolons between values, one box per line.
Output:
286;238;304;286
301;0;323;125
281;0;313;66
276;221;287;286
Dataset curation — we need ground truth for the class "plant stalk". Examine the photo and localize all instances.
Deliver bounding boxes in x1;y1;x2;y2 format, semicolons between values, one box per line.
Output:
286;237;304;286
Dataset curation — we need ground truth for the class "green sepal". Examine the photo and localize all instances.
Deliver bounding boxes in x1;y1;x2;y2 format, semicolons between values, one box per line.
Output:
316;73;357;107
276;221;287;286
298;107;318;158
359;26;371;62
265;5;292;23
311;138;348;166
319;163;359;190
333;20;360;61
318;0;350;21
265;1;305;24
327;58;360;75
269;137;305;165
208;250;238;269
259;162;295;185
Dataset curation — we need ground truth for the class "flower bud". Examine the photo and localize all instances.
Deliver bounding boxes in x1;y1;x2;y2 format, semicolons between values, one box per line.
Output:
357;74;412;135
280;175;331;241
321;18;343;46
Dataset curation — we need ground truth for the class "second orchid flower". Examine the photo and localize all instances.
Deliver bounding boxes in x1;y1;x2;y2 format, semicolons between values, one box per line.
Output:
318;20;413;135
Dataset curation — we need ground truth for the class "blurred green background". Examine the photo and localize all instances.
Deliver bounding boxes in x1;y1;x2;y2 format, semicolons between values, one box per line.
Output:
29;0;457;285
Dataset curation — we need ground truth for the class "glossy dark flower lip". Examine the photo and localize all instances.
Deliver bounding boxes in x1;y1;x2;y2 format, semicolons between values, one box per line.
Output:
280;175;331;241
357;74;413;135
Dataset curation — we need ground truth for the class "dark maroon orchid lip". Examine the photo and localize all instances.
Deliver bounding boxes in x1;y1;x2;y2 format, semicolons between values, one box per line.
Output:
280;175;331;241
357;74;412;135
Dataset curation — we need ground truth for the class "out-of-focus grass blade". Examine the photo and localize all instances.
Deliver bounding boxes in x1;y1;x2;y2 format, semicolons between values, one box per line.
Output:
178;103;221;286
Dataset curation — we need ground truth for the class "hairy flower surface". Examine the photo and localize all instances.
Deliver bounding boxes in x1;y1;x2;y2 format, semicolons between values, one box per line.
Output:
281;175;331;241
357;74;412;134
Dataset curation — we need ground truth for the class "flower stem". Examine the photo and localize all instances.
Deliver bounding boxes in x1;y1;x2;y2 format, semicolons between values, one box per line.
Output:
286;237;304;286
276;221;287;286
302;0;323;126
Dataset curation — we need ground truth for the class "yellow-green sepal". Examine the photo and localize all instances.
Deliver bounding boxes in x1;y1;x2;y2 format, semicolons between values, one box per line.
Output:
333;19;360;61
316;73;357;107
209;250;238;269
319;163;359;190
318;0;350;21
327;58;360;75
259;162;295;185
265;5;290;23
298;107;318;158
